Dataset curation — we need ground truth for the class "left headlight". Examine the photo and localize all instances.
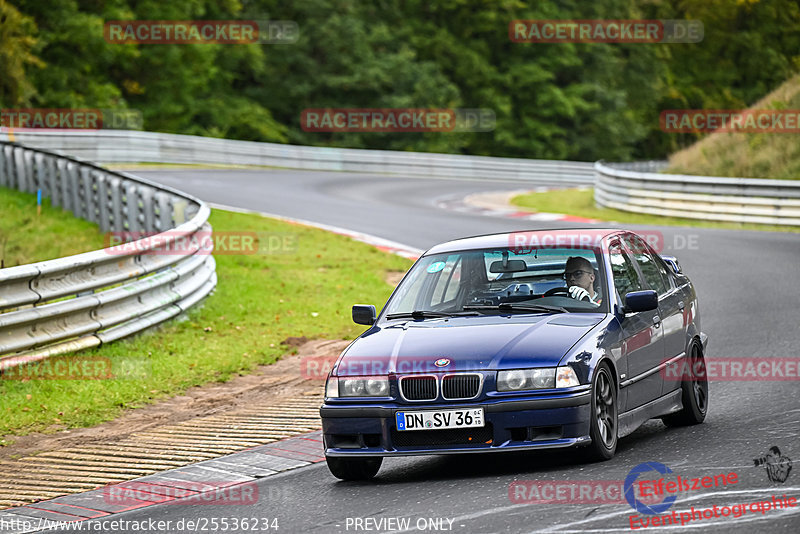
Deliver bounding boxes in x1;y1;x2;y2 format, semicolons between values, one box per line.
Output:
325;376;390;397
497;366;579;391
497;368;555;391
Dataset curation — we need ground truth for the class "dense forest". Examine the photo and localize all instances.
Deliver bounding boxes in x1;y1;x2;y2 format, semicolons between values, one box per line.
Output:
1;0;798;161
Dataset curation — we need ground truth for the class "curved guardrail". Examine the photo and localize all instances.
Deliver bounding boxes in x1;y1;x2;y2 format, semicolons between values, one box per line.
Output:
0;141;217;369
595;161;800;226
0;130;595;185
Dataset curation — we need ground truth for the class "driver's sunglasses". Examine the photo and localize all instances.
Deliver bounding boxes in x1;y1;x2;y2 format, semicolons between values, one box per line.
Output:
562;270;591;280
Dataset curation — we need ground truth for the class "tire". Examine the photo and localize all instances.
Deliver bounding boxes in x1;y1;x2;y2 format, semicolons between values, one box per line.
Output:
325;456;383;481
662;341;708;427
582;362;618;461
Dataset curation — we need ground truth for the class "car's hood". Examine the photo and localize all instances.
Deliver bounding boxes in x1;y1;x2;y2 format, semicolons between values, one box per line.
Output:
336;314;604;375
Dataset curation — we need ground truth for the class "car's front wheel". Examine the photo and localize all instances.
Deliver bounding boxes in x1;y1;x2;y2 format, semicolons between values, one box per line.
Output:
583;362;618;461
325;456;383;481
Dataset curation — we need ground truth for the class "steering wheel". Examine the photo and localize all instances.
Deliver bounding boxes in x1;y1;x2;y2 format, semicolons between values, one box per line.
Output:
543;287;570;297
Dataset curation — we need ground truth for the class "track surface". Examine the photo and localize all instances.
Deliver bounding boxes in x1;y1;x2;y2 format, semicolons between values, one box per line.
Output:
65;169;800;533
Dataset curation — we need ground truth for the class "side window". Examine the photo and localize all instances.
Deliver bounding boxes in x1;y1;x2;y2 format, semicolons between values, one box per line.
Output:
609;240;643;303
430;256;463;307
623;236;669;295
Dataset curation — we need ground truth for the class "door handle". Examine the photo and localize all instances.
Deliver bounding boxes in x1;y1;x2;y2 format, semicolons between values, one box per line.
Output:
678;301;685;310
653;315;661;328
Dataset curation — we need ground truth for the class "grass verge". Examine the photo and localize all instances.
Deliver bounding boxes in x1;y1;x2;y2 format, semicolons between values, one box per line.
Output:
510;188;800;233
0;193;412;441
0;187;106;266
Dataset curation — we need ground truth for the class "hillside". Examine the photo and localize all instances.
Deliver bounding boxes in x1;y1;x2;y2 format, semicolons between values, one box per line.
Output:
666;75;800;179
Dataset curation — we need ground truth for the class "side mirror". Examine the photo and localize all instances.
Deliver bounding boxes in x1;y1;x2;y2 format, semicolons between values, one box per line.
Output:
661;255;682;275
624;290;658;313
352;304;376;325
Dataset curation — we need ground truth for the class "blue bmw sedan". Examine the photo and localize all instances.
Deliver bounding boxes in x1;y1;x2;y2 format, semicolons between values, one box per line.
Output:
321;229;709;480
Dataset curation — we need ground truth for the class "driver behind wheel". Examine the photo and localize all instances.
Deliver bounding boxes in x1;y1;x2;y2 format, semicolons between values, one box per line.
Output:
563;257;601;305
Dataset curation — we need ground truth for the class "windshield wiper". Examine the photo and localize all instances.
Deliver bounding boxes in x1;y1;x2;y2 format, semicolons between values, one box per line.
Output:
463;303;569;314
385;310;479;320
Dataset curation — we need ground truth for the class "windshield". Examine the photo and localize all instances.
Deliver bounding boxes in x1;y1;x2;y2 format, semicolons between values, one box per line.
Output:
383;246;608;318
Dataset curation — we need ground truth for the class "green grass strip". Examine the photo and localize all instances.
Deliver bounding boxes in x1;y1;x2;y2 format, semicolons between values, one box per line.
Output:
510;188;800;233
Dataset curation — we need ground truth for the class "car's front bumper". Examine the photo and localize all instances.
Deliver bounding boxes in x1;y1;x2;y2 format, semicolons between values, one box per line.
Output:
320;391;592;457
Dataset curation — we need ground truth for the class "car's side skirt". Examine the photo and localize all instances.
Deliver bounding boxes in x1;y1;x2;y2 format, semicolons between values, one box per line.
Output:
618;389;683;438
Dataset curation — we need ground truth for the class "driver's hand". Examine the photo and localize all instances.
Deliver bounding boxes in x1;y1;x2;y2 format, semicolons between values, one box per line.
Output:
568;285;591;302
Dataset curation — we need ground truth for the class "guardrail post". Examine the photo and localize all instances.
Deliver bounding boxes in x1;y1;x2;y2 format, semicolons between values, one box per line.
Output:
22;149;36;193
0;144;7;187
154;192;171;233
12;146;24;190
123;181;141;232
75;166;91;220
67;162;81;216
109;176;123;233
140;187;156;232
43;155;58;208
33;153;46;198
173;198;188;225
56;158;69;211
96;171;111;233
81;167;100;225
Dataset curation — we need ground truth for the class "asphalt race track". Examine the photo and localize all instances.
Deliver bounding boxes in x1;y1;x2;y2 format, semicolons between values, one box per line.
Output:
62;168;800;533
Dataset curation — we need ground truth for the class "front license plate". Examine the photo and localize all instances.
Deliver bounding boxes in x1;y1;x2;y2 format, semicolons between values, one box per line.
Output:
395;408;484;431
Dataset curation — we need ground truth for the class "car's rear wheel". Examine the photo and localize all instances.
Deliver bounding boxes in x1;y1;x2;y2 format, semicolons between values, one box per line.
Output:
662;341;708;427
583;362;618;461
325;456;383;481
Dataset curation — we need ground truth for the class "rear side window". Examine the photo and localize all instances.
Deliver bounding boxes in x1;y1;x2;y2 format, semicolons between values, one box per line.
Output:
609;240;643;303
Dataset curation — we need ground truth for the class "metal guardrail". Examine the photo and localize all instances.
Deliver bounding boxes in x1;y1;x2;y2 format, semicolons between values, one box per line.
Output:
0;130;595;185
0;141;217;369
595;161;800;226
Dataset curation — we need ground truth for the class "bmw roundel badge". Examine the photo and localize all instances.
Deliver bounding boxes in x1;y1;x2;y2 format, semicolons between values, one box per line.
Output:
434;358;451;368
